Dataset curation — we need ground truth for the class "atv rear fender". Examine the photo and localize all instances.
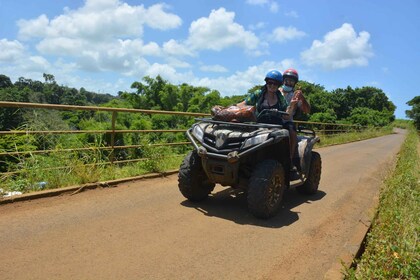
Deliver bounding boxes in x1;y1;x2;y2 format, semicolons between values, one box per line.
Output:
297;135;320;175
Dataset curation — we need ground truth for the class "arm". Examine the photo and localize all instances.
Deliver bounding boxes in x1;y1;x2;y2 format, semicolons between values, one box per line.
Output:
236;100;247;108
237;89;260;108
294;89;311;114
284;99;298;120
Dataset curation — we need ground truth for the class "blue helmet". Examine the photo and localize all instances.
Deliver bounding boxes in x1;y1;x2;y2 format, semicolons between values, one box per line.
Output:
265;70;283;84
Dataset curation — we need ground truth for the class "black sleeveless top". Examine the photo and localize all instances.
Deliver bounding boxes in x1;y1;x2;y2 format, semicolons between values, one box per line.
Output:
257;89;282;113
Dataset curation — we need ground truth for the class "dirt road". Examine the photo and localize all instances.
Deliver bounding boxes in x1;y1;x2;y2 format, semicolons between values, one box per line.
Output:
0;131;405;280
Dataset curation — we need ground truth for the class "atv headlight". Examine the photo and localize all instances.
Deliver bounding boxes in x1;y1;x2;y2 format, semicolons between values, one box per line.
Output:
242;133;269;149
192;125;204;141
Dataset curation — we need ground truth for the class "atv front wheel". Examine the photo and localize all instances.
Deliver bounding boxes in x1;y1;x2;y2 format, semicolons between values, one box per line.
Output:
178;150;215;201
297;151;321;195
247;160;285;219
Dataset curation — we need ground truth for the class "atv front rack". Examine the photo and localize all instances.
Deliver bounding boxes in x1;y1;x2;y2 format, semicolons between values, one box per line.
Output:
194;118;284;129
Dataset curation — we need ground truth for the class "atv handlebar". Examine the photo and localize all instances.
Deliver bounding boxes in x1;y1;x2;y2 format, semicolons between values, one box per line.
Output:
257;109;289;118
256;109;289;125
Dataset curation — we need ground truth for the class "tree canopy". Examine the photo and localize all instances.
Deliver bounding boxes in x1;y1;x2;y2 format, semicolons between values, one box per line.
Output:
406;96;420;129
0;73;398;132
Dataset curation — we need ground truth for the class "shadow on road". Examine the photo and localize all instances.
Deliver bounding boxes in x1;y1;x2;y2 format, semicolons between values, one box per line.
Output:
181;187;326;228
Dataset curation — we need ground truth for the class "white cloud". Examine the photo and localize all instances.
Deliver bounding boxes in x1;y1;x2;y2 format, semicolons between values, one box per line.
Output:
144;3;182;30
4;1;294;97
36;37;85;55
166;58;191;69
0;39;25;62
272;26;306;43
187;8;259;52
200;65;228;73
18;1;181;41
301;23;373;69
136;41;161;57
16;0;181;73
246;0;279;13
145;63;178;79
17;14;50;40
249;22;267;31
195;59;294;96
24;56;51;72
163;39;195;57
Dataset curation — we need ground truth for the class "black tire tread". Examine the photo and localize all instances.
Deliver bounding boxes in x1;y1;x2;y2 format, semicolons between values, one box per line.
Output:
178;151;215;201
297;151;322;195
247;160;285;218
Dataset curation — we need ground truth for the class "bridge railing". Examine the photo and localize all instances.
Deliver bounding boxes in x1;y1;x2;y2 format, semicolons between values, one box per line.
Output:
0;101;366;177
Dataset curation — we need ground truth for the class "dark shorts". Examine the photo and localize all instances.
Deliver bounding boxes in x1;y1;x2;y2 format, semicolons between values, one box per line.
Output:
283;121;296;131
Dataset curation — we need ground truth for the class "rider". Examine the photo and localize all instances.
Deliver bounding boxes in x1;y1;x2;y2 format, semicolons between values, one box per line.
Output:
237;70;290;117
279;68;311;168
237;70;297;163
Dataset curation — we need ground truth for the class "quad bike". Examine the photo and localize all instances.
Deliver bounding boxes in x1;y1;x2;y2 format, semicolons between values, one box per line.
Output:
178;109;322;218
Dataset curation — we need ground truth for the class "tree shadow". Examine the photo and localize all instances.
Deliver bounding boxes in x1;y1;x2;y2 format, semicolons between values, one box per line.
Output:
180;187;326;228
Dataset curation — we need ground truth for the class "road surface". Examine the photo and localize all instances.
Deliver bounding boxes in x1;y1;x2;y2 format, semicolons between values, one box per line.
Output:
0;130;406;279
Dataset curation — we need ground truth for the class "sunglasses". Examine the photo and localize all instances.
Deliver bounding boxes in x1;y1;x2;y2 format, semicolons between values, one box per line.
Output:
266;81;280;87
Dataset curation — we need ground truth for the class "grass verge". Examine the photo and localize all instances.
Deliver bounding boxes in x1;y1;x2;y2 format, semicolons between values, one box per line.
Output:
0;148;185;194
316;126;393;148
344;125;419;279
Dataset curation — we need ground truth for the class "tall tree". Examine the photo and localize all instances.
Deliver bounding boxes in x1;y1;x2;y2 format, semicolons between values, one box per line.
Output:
406;96;420;129
43;73;56;84
0;74;12;88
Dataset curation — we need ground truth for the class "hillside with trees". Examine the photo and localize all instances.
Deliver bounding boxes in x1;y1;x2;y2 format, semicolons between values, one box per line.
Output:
1;73;397;131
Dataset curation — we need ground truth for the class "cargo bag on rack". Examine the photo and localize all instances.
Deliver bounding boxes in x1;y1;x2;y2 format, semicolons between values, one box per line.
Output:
211;105;257;123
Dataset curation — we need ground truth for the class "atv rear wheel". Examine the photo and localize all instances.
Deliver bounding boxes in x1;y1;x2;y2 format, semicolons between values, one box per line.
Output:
247;160;285;219
297;151;321;195
178;150;215;202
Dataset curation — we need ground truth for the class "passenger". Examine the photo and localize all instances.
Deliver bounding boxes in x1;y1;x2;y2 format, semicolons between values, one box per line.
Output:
279;68;311;168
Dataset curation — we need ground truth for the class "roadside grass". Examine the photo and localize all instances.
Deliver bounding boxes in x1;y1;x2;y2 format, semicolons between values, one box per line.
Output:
316;126;393;148
1;147;185;194
344;124;419;279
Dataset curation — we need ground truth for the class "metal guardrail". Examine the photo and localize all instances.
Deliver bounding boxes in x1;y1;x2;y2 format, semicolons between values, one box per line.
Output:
0;101;365;176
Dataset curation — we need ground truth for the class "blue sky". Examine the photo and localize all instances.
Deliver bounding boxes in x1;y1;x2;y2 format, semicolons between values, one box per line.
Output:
0;0;419;119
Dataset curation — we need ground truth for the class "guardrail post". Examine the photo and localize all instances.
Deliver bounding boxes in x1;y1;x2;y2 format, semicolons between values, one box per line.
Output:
110;111;117;164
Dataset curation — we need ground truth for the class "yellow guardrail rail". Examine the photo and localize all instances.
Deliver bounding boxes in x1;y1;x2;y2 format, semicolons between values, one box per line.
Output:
0;101;366;176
